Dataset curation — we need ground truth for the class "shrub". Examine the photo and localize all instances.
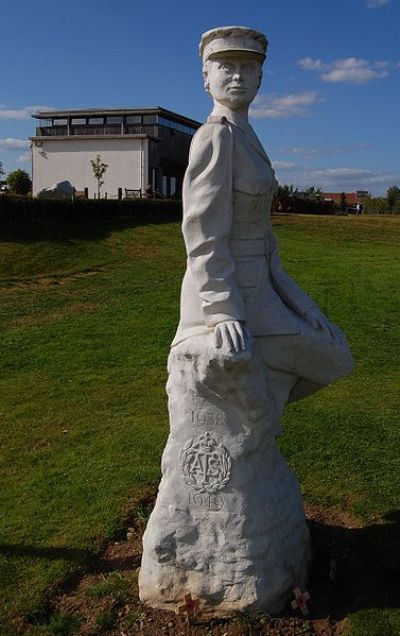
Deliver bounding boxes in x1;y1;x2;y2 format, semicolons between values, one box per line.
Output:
363;197;389;215
0;196;182;226
6;169;32;196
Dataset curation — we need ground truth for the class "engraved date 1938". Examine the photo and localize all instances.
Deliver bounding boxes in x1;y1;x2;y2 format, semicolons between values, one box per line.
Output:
191;410;225;426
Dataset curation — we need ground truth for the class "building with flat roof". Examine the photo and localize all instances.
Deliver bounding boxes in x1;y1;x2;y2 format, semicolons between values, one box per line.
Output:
323;191;370;206
30;107;201;198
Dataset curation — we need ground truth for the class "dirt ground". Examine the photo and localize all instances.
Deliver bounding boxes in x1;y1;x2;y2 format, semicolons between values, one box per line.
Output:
26;497;367;636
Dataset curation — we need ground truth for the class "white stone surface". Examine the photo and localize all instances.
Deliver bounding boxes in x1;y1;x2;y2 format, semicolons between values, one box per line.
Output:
139;335;311;614
37;180;75;199
139;25;354;615
32;136;148;197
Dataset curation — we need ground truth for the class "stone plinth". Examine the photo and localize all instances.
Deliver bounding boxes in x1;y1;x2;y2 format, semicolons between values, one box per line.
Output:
139;335;311;615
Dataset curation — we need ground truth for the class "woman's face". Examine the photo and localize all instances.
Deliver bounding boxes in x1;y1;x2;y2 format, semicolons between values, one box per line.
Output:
204;53;262;111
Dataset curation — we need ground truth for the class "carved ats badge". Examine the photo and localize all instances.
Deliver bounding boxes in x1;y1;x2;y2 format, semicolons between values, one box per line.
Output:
180;432;232;494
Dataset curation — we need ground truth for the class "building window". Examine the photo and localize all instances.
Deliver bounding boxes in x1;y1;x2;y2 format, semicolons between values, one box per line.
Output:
71;118;86;125
158;116;196;135
39;119;52;127
170;176;176;197
126;115;141;124
151;168;156;191
88;117;104;125
143;115;157;124
162;176;168;196
158;117;171;128
106;116;123;124
53;118;68;126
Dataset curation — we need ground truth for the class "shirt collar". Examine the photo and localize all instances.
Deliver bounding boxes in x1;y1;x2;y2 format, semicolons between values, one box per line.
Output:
209;104;251;131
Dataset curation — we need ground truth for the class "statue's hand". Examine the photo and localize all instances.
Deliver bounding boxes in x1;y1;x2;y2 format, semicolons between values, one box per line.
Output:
214;320;249;353
303;307;340;344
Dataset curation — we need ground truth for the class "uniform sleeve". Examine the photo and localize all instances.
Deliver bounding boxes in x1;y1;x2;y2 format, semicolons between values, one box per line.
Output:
267;227;316;316
182;122;245;327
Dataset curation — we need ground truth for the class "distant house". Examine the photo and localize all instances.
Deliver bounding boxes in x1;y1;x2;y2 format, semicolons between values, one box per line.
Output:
323;191;369;207
30;107;201;198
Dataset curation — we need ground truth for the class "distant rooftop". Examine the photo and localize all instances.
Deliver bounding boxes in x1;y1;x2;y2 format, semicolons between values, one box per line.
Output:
32;106;201;128
31;106;202;140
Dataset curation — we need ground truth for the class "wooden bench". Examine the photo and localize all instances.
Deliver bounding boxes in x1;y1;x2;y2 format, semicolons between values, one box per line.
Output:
124;188;142;199
73;190;87;200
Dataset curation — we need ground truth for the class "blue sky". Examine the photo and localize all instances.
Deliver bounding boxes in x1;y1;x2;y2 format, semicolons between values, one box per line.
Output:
1;0;399;195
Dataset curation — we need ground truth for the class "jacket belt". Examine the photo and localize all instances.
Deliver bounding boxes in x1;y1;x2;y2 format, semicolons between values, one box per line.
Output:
230;238;266;257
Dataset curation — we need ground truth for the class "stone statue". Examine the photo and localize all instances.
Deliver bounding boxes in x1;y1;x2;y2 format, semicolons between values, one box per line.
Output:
139;26;354;615
37;180;75;200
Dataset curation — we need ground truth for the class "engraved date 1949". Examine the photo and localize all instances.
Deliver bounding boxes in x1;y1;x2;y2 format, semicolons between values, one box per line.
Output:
189;492;225;511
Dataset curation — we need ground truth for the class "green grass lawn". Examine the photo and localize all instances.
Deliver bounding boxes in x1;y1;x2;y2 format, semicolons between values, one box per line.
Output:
0;215;399;635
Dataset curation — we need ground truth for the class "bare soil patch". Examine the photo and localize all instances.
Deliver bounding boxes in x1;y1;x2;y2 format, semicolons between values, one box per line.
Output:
10;301;102;328
1;268;105;290
20;496;378;635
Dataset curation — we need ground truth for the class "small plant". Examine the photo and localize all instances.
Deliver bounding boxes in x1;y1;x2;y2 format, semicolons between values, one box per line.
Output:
90;155;108;199
123;606;145;629
95;608;118;632
88;572;131;602
134;501;152;524
48;612;80;636
232;610;261;633
297;622;312;635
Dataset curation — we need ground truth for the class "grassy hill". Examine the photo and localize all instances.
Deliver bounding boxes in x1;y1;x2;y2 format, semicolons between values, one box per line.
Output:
0;215;399;635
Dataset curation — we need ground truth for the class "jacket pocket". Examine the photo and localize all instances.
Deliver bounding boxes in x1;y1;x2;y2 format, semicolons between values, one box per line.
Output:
234;177;269;195
235;259;258;288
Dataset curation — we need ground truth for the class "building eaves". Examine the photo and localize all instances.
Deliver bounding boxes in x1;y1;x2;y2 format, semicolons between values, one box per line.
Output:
29;134;160;142
32;106;202;128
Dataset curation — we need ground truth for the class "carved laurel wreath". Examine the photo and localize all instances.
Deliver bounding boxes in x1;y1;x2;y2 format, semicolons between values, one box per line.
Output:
180;432;232;494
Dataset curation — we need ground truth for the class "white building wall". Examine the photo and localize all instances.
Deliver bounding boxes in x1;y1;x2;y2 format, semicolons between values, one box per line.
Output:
32;137;149;197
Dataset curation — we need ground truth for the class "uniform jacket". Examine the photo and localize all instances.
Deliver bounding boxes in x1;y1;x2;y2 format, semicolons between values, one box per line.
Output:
172;109;316;346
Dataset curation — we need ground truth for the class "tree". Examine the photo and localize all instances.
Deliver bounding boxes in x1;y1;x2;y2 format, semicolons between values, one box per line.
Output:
386;185;400;209
90;155;108;198
272;184;294;212
6;169;32;195
305;186;323;201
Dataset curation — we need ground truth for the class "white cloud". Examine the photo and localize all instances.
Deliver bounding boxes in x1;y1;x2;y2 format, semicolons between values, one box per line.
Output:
17;152;31;163
0;105;53;120
272;163;400;195
272;161;297;170
250;91;321;118
0;138;30;150
312;167;373;180
322;59;388;83
298;57;389;83
298;57;325;71
366;0;390;8
278;143;373;157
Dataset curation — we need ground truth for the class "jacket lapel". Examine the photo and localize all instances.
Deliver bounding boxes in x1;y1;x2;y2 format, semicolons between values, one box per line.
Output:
247;125;271;164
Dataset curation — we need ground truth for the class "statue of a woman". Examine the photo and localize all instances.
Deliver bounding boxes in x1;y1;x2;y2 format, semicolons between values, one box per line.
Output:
139;26;354;616
173;25;354;403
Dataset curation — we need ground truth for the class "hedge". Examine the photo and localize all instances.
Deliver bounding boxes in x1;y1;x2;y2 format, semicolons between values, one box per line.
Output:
288;198;336;215
0;195;182;226
363;197;400;215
